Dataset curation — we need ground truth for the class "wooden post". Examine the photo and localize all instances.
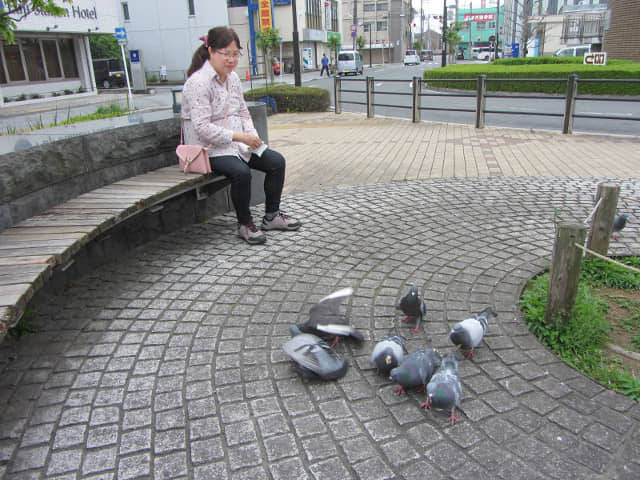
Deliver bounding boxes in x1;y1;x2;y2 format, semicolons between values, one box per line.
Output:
545;222;587;327
586;182;620;258
334;76;341;114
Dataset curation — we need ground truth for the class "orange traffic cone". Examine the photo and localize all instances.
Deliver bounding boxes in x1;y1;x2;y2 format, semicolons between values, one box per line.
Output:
246;70;250;81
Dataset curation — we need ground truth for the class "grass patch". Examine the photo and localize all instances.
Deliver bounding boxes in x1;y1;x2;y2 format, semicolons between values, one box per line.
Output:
520;257;640;402
7;308;39;341
0;103;130;136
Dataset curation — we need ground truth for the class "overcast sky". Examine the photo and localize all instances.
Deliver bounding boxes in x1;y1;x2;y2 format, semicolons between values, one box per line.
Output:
416;0;500;15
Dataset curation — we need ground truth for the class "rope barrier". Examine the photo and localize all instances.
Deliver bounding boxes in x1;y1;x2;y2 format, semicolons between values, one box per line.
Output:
584;198;602;225
620;196;640;203
574;243;640;275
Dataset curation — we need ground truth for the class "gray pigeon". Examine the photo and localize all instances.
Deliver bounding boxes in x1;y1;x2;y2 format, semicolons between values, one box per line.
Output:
297;287;363;346
282;326;348;380
370;334;406;375
389;344;440;395
449;307;496;359
422;353;463;425
612;214;629;240
396;284;426;333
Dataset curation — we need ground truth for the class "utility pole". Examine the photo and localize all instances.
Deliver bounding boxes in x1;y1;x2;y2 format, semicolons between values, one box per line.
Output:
495;0;500;59
292;0;301;86
353;0;358;51
441;0;447;67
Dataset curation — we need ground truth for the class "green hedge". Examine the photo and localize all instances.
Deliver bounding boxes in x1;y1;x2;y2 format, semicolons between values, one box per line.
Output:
244;85;330;113
423;57;640;95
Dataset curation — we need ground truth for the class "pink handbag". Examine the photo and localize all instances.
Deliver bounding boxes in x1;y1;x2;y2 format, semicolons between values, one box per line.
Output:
176;122;212;174
176;143;211;174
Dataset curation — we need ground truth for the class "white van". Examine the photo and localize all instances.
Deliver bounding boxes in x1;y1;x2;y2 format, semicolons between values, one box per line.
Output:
553;45;592;57
472;47;498;61
337;50;363;76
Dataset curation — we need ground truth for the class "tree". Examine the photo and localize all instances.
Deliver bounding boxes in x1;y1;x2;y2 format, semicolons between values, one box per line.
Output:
446;21;463;55
327;32;341;70
356;35;365;51
89;35;120;59
255;28;281;84
1;0;71;43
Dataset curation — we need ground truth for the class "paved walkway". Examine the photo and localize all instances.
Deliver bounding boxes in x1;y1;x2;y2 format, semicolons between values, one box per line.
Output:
1;113;640;479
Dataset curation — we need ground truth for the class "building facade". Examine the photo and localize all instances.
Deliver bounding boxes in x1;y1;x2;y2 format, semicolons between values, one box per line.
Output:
342;0;412;65
0;0;120;106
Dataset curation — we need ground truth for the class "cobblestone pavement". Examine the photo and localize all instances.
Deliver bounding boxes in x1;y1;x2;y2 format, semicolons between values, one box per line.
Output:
2;177;640;479
2;114;640;479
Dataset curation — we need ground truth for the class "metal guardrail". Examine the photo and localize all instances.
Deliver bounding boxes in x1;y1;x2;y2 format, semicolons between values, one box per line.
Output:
334;75;640;134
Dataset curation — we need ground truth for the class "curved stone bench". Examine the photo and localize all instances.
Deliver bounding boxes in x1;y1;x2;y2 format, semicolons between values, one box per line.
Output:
0;103;269;339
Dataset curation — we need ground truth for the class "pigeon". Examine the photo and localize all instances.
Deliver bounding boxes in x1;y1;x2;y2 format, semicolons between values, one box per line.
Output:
282;325;348;380
612;214;629;240
449;307;497;359
296;287;363;346
389;344;440;395
396;284;426;333
370;333;406;375
422;353;463;425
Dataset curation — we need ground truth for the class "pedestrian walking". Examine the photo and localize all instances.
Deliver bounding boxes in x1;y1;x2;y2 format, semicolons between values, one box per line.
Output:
320;53;330;77
181;26;301;245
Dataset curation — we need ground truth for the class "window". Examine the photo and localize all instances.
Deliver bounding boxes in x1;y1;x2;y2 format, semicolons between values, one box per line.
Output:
4;43;26;82
377;21;387;32
59;38;79;78
42;40;62;78
188;0;195;15
227;0;248;6
0;36;78;84
22;38;45;81
305;0;321;30
476;21;486;30
331;1;338;32
376;2;387;11
364;3;375;11
122;2;130;20
363;22;373;32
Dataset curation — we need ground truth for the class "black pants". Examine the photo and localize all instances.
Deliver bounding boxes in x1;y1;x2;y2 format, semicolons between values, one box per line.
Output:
320;65;329;76
211;149;285;225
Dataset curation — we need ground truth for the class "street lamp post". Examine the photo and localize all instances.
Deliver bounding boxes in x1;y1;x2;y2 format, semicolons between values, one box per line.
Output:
292;0;301;86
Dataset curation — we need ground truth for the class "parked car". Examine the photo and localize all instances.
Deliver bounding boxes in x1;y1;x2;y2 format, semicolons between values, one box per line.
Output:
404;49;420;66
337;50;363;76
92;58;126;89
420;49;434;61
456;48;465;60
552;45;592;57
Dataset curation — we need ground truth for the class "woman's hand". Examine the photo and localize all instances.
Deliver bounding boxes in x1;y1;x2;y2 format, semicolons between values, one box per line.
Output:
233;132;262;150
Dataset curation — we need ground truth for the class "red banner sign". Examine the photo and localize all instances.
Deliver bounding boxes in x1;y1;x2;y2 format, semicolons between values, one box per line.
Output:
463;13;495;22
259;0;273;31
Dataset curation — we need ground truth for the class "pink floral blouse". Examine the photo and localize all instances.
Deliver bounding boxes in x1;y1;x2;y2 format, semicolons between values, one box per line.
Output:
181;61;259;162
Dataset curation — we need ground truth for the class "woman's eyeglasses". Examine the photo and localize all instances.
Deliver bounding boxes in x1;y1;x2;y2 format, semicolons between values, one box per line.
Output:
216;50;242;59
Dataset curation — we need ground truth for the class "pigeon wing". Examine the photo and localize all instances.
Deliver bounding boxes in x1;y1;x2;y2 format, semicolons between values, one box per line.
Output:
307;287;353;328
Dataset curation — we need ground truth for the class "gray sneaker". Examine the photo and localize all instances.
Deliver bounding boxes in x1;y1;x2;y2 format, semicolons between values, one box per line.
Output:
262;212;301;231
238;220;266;244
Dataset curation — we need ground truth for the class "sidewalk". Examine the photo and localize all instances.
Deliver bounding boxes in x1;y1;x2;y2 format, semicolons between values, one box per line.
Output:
1;112;640;478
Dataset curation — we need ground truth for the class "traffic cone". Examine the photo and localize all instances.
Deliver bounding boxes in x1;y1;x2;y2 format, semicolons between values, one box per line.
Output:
246;70;250;81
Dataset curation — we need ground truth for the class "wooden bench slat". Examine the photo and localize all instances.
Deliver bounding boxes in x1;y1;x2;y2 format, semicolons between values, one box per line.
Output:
0;264;52;287
0;255;56;266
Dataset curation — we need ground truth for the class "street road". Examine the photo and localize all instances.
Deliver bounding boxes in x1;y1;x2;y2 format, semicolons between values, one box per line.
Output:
307;60;640;136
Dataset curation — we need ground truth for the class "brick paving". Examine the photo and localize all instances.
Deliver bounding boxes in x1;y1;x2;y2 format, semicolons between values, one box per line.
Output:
1;113;640;479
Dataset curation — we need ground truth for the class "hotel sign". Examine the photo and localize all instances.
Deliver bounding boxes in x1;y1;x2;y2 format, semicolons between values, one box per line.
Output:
259;0;273;31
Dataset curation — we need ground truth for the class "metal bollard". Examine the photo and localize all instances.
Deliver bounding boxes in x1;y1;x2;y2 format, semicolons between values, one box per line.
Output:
334;76;341;114
412;76;421;123
563;74;579;134
475;75;487;129
366;76;374;118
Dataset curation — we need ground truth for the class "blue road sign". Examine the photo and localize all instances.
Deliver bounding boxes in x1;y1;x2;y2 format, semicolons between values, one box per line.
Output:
115;27;127;40
130;50;140;63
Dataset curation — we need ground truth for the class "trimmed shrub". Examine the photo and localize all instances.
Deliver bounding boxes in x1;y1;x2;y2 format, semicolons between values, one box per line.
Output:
244;85;330;113
424;57;640;95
